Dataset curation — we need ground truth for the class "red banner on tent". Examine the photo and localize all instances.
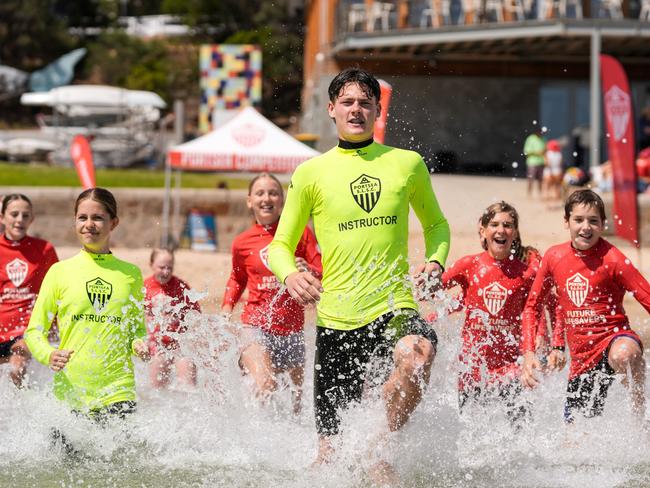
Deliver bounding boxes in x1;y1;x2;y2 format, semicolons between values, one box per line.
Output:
374;79;392;144
70;135;96;189
600;54;638;246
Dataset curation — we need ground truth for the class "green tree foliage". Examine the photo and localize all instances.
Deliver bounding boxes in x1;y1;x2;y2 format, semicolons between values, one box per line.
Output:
161;0;258;36
0;0;75;71
0;0;303;125
0;0;76;125
224;1;304;120
84;32;166;93
52;0;165;28
83;32;198;103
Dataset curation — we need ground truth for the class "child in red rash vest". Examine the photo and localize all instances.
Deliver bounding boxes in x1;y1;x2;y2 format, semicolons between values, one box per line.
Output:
0;194;58;387
145;248;201;389
521;189;650;423
222;173;322;414
440;201;551;423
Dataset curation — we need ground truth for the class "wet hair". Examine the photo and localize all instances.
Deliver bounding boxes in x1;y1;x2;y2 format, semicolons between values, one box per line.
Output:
564;189;607;222
150;247;174;265
328;68;381;103
1;194;32;215
479;201;537;263
74;188;118;219
248;173;284;198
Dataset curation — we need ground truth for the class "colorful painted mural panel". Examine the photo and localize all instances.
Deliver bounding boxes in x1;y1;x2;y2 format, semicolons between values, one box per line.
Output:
199;44;262;132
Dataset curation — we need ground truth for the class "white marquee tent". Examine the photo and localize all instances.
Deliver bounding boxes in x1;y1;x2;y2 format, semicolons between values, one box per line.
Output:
167;106;319;173
161;106;319;247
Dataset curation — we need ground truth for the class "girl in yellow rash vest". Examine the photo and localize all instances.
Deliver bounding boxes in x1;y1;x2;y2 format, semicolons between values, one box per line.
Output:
25;188;149;419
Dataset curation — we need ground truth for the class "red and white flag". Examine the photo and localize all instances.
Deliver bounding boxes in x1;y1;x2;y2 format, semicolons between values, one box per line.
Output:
600;55;638;246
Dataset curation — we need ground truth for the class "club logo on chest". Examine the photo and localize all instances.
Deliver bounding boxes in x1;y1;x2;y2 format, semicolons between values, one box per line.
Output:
350;174;381;213
566;272;589;307
6;258;28;287
86;277;113;313
482;282;508;316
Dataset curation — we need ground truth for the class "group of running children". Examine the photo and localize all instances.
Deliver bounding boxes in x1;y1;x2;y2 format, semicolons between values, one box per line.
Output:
2;184;648;424
1;67;650;468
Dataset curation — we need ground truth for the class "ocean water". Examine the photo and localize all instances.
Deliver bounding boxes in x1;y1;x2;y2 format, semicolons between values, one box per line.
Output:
1;307;649;488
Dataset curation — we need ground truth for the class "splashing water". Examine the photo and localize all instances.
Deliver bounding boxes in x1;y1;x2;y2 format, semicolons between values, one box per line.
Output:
1;285;650;488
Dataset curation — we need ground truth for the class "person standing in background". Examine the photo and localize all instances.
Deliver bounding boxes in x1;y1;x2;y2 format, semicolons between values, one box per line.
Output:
523;129;546;198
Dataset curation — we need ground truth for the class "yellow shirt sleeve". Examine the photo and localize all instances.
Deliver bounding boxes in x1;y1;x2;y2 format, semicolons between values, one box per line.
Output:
24;264;59;366
269;164;314;283
409;158;450;266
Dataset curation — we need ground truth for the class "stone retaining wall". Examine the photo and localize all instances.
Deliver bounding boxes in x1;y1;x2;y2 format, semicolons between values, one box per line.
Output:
6;185;650;251
6;187;252;252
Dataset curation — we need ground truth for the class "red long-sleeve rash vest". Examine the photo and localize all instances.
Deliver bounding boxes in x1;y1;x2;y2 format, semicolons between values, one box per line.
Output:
0;235;58;342
222;223;322;335
522;239;650;379
442;251;545;387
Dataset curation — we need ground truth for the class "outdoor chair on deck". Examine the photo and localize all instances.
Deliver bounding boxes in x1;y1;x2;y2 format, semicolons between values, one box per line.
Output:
641;0;650;20
459;0;482;23
542;0;583;18
598;0;623;18
348;3;367;31
367;2;394;31
484;0;506;21
421;0;453;27
503;0;527;20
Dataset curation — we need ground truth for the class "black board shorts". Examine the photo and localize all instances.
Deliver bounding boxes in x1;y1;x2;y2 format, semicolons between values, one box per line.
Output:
0;337;20;358
563;354;615;423
563;334;641;423
313;308;437;436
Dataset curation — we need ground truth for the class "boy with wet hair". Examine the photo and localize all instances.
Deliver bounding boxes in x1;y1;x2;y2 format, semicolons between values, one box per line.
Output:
269;67;450;472
327;67;380;103
521;189;650;422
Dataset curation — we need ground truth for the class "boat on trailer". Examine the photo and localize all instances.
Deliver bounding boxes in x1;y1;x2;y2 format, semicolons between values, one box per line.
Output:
21;85;167;168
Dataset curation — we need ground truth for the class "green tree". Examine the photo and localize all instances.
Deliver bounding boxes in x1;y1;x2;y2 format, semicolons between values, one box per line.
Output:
84;32;168;98
0;0;75;71
83;32;198;104
0;0;77;124
161;0;259;36
224;1;303;120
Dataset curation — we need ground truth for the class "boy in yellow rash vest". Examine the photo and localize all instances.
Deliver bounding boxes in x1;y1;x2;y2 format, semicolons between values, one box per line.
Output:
268;68;450;470
25;188;149;414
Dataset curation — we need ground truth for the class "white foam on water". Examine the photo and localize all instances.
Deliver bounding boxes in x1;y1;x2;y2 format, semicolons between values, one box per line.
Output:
1;289;650;487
